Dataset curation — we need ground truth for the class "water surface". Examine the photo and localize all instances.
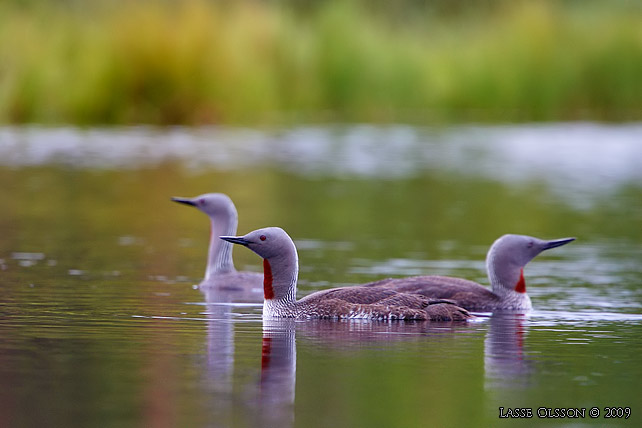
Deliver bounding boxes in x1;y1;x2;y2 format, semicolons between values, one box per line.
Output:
1;124;641;427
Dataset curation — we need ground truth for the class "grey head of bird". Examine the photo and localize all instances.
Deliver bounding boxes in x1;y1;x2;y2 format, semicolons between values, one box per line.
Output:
172;192;241;277
171;193;238;220
220;227;299;302
220;227;297;261
487;234;575;295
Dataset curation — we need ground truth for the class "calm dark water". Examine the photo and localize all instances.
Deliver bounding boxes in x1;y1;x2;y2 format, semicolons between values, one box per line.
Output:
1;124;641;427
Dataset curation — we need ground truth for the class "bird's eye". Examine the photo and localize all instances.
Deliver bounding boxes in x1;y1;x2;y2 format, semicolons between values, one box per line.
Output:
260;235;267;241
198;198;206;205
527;241;534;248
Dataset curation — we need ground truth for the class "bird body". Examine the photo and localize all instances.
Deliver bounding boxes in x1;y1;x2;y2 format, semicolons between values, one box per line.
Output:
292;286;472;321
364;275;507;311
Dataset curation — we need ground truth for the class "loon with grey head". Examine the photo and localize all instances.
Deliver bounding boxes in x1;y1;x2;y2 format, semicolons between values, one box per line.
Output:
221;227;472;321
172;193;263;301
364;234;575;311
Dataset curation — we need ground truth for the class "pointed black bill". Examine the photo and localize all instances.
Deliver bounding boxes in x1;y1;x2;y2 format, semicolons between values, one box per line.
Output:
171;197;196;207
543;237;575;250
220;236;251;246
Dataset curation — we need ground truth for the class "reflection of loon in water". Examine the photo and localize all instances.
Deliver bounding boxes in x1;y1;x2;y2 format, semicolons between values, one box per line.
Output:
484;311;533;390
201;287;236;393
259;312;533;426
200;285;296;428
199;286;239;428
254;318;480;427
201;289;533;426
258;319;297;428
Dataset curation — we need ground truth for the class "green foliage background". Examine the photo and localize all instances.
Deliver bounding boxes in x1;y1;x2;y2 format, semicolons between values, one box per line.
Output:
1;0;641;125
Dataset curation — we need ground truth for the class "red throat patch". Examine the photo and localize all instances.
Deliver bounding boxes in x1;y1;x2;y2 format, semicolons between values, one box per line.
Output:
514;268;526;293
263;259;274;299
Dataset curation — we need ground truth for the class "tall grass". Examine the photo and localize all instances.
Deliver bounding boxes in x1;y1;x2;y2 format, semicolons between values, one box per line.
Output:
0;0;640;125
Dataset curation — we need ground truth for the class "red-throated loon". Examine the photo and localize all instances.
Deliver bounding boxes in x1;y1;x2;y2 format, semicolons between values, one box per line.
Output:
364;234;575;311
172;193;263;301
221;227;472;321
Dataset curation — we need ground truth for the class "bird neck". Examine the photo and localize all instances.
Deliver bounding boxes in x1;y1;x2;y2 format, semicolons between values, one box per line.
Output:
205;215;237;279
263;255;298;302
486;250;526;297
262;246;299;317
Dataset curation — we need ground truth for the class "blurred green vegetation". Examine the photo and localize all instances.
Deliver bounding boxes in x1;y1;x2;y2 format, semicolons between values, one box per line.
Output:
0;0;641;125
